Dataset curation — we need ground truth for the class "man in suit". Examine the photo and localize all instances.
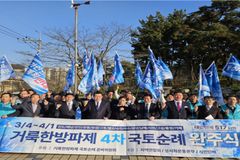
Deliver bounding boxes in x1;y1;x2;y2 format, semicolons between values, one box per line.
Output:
3;93;46;118
83;91;111;119
196;96;222;119
137;93;160;120
55;93;80;119
162;90;190;119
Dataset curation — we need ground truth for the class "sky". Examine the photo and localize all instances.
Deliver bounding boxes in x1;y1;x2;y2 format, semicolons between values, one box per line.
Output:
0;0;212;66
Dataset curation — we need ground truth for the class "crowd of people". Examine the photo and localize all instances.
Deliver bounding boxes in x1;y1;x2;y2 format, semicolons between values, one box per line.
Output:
0;88;240;120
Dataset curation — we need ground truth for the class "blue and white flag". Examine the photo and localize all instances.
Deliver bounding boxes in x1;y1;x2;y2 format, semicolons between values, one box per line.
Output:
148;47;163;97
135;61;143;87
205;62;224;105
222;55;240;81
198;64;211;104
22;54;48;95
156;58;173;80
108;54;124;86
97;60;105;86
63;61;75;92
148;46;157;62
82;52;91;75
142;61;157;99
148;46;173;80
78;54;99;94
0;56;15;82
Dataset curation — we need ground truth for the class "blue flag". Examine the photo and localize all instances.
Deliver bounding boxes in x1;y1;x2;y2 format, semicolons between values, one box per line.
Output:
108;54;124;86
0;56;15;82
222;55;240;81
205;62;224;105
97;60;105;86
22;54;48;95
142;61;157;99
75;107;82;120
148;46;157;61
148;47;163;97
78;54;99;94
156;58;173;80
63;61;75;92
148;46;173;80
82;52;91;75
135;61;143;86
198;65;211;104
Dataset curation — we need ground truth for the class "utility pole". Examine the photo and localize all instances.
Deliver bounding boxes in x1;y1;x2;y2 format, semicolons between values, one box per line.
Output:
72;0;90;94
73;3;79;95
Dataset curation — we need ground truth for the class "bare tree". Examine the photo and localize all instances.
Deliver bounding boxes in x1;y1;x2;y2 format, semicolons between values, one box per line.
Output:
18;23;131;67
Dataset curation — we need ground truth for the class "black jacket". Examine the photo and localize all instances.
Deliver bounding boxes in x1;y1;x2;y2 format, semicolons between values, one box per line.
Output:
10;102;45;117
197;105;223;119
137;103;160;119
164;101;190;119
83;99;111;119
55;100;80;119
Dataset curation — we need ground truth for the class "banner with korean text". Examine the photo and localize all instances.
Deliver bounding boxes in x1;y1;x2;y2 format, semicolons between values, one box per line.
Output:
0;118;240;158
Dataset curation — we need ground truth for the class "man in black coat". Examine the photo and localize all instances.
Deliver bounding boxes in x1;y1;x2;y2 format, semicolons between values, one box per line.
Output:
162;90;190;119
137;93;160;120
55;93;80;119
196;96;223;119
5;93;46;117
83;91;111;119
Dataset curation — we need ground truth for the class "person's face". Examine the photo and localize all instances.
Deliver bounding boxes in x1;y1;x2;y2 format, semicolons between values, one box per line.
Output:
166;95;174;101
119;98;127;106
29;91;34;96
47;91;52;96
107;92;113;99
120;92;126;97
144;96;152;104
189;95;198;103
1;94;11;104
66;95;74;102
228;97;237;107
183;93;188;100
126;93;133;100
54;95;62;102
94;94;103;102
85;94;92;100
204;98;214;106
20;91;29;98
31;95;40;104
40;94;46;100
174;93;183;101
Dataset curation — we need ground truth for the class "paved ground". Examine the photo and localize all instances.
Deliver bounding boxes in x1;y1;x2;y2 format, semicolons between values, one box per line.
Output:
0;153;238;160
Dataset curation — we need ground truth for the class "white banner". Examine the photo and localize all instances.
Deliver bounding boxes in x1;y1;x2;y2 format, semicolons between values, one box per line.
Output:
0;118;240;158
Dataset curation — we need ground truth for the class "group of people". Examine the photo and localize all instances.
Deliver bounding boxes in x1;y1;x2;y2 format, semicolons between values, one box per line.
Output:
0;88;240;120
